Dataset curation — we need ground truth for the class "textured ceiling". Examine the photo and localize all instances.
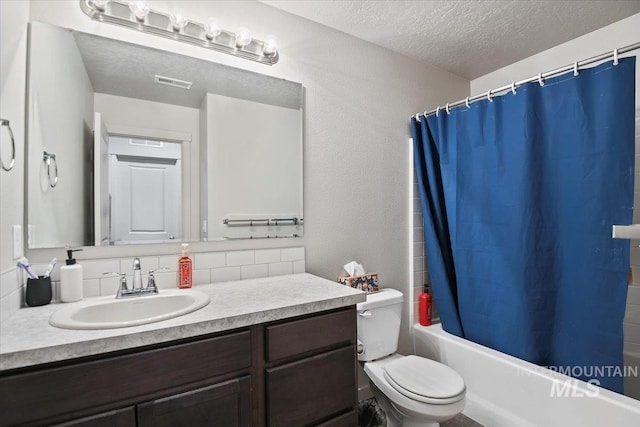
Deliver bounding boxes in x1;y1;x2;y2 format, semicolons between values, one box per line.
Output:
262;0;640;79
73;31;302;110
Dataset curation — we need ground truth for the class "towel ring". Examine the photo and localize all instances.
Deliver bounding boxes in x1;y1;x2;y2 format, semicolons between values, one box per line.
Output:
43;151;58;188
0;119;16;172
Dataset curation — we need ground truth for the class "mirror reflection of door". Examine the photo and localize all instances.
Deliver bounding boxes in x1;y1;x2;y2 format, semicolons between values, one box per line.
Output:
94;112;110;245
107;136;182;245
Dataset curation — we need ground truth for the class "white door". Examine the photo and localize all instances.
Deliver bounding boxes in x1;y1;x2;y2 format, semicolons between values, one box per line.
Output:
94;112;110;245
110;155;182;244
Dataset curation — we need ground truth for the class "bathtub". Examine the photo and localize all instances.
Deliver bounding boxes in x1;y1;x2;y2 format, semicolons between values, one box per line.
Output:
624;344;640;400
413;323;640;427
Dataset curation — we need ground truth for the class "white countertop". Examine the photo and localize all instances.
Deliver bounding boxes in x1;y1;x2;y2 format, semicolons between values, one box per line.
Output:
0;273;365;372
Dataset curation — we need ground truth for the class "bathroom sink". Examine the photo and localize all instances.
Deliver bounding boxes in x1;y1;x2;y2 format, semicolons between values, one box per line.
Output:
49;289;210;330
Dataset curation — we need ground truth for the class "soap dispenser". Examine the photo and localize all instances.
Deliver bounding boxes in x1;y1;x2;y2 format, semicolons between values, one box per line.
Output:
60;247;83;302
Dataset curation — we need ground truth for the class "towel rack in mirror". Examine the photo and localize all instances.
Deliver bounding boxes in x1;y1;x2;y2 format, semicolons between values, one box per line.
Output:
0;119;16;171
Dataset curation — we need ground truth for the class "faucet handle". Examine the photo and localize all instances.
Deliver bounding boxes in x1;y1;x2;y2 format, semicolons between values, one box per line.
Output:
104;272;128;295
146;267;169;291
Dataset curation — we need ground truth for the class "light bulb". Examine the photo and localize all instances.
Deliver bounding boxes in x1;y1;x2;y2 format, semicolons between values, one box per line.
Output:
129;1;149;21
262;35;278;56
89;0;109;11
235;27;252;48
204;18;222;40
170;9;188;31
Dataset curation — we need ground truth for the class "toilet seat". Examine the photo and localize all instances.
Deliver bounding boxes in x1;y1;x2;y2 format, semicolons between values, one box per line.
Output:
382;355;465;405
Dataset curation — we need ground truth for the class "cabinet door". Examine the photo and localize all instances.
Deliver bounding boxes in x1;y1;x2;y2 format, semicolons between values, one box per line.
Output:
53;407;135;427
266;346;356;427
137;376;252;427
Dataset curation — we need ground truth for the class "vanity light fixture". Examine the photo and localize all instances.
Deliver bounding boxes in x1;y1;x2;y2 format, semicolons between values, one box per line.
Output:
204;18;222;40
79;0;280;65
128;0;149;21
169;8;188;32
235;27;252;48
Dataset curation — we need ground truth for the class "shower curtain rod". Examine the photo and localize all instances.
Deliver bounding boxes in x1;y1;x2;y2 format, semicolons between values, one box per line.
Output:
412;41;640;121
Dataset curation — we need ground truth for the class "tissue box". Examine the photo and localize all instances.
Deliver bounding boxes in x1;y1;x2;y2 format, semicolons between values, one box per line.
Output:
337;273;379;293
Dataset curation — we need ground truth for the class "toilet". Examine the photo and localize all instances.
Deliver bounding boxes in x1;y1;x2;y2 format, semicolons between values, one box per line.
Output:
357;289;466;427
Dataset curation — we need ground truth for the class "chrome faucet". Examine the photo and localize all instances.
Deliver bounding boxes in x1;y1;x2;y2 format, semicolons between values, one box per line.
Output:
104;259;166;299
132;258;142;290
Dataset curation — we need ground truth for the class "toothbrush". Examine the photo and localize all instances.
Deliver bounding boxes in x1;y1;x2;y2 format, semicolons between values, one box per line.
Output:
17;257;39;279
43;258;57;278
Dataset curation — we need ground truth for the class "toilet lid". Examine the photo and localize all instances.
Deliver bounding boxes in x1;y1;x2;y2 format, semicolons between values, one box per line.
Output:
383;355;465;405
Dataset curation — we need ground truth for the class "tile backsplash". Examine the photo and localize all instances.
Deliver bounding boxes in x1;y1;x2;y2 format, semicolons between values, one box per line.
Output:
0;247;305;325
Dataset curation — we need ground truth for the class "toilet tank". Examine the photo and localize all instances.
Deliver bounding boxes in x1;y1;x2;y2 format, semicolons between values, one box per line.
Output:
357;288;404;361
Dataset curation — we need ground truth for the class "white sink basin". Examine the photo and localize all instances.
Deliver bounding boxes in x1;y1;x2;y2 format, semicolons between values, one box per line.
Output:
49;289;210;330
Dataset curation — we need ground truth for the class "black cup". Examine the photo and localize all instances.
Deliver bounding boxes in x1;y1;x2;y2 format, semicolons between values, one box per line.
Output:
26;276;52;307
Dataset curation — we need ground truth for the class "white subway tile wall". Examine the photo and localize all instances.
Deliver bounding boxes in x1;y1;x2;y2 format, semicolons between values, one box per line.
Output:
0;247;305;323
625;109;640;392
631;109;640;283
626;286;640;345
413;172;431;324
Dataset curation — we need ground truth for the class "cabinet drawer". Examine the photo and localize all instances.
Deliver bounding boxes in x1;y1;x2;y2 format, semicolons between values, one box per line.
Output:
265;308;355;362
138;376;252;427
266;346;356;427
53;407;136;427
0;330;251;426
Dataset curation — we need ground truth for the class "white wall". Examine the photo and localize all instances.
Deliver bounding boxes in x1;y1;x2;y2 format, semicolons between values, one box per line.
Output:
0;1;29;322
471;13;640;104
94;93;200;241
203;93;303;239
26;22;94;248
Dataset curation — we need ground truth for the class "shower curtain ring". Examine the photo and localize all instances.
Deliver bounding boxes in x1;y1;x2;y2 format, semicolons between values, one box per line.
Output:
414;113;421;122
465;96;470;108
486;90;493;102
511;82;517;95
537;72;544;86
436;106;440;117
573;61;579;76
613;48;619;65
445;103;450;114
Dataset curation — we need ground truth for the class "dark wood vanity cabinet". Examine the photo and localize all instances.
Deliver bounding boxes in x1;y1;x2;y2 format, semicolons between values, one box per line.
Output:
264;308;358;427
0;306;357;427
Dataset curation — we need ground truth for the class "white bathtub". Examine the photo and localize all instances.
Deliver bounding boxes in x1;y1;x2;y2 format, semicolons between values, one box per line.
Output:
413;323;640;427
624;345;640;400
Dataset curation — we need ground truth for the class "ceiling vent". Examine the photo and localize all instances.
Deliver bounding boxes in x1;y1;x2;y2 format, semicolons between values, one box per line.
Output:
154;75;192;90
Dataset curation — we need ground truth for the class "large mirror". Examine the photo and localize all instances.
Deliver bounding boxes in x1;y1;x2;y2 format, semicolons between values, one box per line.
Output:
26;21;304;249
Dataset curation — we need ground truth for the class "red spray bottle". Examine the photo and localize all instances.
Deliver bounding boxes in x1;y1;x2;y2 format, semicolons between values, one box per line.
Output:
419;284;432;326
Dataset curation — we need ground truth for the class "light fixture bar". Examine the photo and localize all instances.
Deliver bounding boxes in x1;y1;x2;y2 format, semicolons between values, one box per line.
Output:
79;0;279;65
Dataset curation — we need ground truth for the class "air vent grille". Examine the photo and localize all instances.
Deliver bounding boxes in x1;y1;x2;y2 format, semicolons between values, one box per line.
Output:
154;75;192;89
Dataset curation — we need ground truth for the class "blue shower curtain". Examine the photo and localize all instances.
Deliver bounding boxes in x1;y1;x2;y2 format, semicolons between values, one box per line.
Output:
411;58;635;393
